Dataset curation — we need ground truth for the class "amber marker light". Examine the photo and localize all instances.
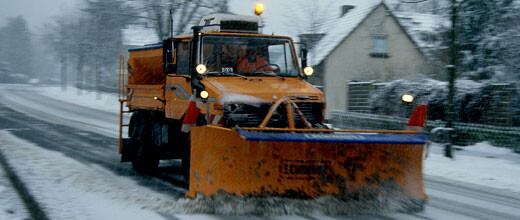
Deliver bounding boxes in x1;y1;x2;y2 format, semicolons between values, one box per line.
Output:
196;64;207;74
303;66;314;76
402;94;414;103
254;4;264;16
200;90;209;99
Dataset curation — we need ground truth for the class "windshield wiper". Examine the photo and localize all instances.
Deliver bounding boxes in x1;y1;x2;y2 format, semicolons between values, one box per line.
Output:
205;72;223;76
252;72;285;80
207;71;248;80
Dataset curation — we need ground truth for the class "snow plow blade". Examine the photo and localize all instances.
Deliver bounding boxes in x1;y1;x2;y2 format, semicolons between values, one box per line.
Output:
187;125;428;205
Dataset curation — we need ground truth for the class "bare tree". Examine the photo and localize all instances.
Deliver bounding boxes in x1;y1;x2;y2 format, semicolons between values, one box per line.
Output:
0;16;33;82
277;0;336;87
42;15;73;90
133;0;229;40
280;0;332;43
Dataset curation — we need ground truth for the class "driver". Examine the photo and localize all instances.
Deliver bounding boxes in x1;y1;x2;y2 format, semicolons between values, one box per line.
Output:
237;43;272;74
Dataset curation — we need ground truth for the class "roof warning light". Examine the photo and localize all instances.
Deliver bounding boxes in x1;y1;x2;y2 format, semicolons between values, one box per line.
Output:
255;4;264;16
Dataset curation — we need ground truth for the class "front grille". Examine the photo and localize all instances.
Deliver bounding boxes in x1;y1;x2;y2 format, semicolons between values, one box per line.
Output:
222;102;323;128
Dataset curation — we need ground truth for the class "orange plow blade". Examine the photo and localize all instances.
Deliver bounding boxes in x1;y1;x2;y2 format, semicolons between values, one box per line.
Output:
188;126;427;206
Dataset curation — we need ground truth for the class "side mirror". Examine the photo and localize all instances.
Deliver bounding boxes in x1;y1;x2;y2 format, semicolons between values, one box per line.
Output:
294;42;310;79
301;47;308;68
163;39;176;74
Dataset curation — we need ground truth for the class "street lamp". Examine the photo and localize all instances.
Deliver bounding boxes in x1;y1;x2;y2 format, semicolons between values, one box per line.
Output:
402;94;414;103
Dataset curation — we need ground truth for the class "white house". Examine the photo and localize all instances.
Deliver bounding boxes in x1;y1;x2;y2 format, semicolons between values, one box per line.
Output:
306;1;441;117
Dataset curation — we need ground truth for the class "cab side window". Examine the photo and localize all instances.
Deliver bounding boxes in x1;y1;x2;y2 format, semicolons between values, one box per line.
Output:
177;42;190;74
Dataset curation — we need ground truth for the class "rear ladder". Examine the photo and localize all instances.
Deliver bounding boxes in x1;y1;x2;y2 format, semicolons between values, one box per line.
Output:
118;53;131;155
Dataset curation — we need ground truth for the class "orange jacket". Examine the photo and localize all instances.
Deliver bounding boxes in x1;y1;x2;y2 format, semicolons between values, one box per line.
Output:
237;56;269;73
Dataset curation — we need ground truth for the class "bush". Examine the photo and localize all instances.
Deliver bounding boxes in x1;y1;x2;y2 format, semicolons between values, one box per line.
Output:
369;79;516;125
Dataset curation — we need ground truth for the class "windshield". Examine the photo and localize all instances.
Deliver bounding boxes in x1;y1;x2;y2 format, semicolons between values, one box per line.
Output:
201;35;299;77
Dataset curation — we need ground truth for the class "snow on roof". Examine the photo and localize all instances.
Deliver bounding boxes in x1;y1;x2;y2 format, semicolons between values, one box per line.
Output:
306;0;451;66
122;25;159;46
394;12;449;50
309;0;382;66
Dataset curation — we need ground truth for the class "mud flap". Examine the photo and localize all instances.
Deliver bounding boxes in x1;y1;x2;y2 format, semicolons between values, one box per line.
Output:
121;138;133;162
187;126;428;204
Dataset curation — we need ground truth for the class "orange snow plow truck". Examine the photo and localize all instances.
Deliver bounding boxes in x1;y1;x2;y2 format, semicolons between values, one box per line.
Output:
118;13;428;210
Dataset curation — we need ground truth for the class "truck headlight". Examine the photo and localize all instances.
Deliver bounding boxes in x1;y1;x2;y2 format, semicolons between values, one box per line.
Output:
200;90;209;99
303;66;314;76
196;64;207;74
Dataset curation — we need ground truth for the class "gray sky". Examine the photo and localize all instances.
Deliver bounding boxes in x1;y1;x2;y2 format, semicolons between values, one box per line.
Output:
0;0;286;34
0;0;312;35
0;0;79;31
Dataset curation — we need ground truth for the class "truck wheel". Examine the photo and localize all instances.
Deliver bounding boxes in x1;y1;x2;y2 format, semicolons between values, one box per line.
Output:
129;111;159;173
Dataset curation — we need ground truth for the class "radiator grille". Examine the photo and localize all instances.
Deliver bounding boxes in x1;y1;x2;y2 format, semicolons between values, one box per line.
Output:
222;102;323;128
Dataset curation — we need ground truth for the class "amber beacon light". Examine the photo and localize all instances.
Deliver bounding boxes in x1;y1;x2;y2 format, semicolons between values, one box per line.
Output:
254;4;264;16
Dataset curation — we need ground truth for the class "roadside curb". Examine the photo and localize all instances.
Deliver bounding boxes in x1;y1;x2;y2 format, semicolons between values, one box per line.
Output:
0;136;49;220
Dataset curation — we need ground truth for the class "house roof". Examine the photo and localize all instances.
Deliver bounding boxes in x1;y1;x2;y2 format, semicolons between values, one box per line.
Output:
394;12;449;54
307;0;448;66
309;0;382;66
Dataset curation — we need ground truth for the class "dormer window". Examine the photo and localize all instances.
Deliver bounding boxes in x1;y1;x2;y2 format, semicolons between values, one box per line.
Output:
370;35;389;58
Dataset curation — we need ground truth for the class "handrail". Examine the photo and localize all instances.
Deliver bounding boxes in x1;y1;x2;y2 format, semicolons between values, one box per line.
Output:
118;53;127;154
118;53;126;101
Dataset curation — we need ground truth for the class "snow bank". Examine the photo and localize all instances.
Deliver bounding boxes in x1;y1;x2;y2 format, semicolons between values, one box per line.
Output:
38;86;120;113
0;160;30;220
466;142;516;155
424;143;520;193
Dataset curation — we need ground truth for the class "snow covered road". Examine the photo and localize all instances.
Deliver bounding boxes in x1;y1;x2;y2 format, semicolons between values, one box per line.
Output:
0;85;120;137
1;84;520;219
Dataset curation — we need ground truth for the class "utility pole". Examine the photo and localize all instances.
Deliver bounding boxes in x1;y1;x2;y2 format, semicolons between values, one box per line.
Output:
445;0;458;158
398;0;457;158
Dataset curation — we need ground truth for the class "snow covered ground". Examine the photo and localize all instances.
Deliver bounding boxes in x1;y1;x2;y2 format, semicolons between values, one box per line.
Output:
1;85;519;219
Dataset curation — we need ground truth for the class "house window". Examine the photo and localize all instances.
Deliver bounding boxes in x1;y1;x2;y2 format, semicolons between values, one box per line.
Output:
370;35;389;58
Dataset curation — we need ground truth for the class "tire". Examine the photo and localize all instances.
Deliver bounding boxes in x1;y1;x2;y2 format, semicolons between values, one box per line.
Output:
129;111;159;173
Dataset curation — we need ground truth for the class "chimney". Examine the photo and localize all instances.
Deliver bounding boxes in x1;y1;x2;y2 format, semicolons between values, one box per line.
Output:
341;5;355;17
